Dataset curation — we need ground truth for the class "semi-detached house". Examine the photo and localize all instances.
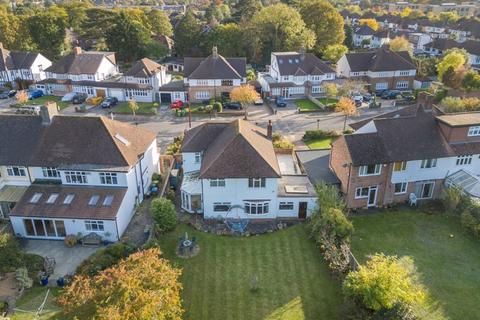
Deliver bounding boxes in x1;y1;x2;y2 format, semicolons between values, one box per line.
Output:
0;103;159;241
330;95;480;208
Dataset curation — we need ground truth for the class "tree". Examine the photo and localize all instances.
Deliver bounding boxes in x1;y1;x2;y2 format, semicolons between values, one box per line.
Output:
246;69;256;81
335;97;357;131
246;4;315;64
16;90;29;105
343;254;426;312
147;9;173;37
324;83;338;99
462;70;480;92
61;1;91;32
389;36;410;52
80;8;117;50
230;84;260;120
58;248;183;320
414;56;438;78
232;0;262;22
128;99;139;118
151;198;177;233
438;11;460;23
204;23;246;57
437;50;467;82
358;18;379;31
322;44;348;63
298;0;345;55
27;10;67;59
344;25;354;50
174;10;203;57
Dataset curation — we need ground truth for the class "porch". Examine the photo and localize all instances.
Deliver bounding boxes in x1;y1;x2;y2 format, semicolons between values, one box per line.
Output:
180;171;202;214
0;185;27;219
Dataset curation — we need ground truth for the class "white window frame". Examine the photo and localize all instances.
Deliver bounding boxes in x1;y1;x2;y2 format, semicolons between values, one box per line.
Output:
375;82;388;90
420;159;437;169
248;178;266;188
64;171;88;184
195;91;210;100
6;166;26;177
359;164;381;176
244;201;269;215
194;152;201;163
355;187;369;199
396;81;409;89
456;155;473;165
394;182;408;194
213;202;231;212
209;179;226;187
279;202;294;210
468;126;480;136
99;172;118;185
85;220;104;231
393;161;407;172
42;167;59;178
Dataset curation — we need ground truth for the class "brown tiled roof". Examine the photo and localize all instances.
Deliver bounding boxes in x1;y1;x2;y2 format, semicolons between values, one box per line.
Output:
199;120;281;178
0;114;156;170
37;78;152;90
436;113;480;127
345;48;415;72
424;38;459;51
0;46;43;72
273;52;334;76
181;121;230;152
184;54;246;79
354;25;376;36
10;184;126;220
124;58;164;78
46;50;116;75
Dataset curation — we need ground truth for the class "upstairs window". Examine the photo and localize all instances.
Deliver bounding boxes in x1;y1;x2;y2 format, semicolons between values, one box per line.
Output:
7;166;26;177
42;167;59;178
100;172;118;185
209;179;225;187
359;164;381;176
194;153;201;163
393;161;407;172
420;159;437;169
248;178;266;188
456;155;473;165
221;80;233;86
65;171;87;184
468;126;480;136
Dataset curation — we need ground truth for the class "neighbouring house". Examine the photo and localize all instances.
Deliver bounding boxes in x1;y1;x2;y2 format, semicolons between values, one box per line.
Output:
179;120;316;220
353;25;376;47
257;51;336;99
0;102;159;241
159;47;246;103
161;56;184;73
329;94;480;209
371;30;391;49
424;39;480;70
336;47;417;91
0;42;52;88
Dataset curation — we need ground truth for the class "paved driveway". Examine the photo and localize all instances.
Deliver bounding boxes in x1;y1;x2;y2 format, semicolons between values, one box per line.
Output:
24;240;100;280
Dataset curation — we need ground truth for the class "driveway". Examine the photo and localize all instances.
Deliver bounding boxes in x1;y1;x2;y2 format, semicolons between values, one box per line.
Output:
24;240;100;280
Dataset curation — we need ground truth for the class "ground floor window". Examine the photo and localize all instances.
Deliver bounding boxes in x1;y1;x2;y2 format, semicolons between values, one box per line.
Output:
213;202;231;212
375;82;388;90
414;181;435;199
244;201;269;215
396;81;409;89
456;155;473;165
394;182;408;194
195;91;210;100
23;219;66;237
173;92;182;100
279;202;294;210
355;187;369;199
85;220;104;231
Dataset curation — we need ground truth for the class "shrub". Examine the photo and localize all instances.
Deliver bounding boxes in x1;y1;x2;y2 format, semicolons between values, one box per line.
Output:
213;101;222;112
64;235;77;247
461;210;478;236
198;105;205;111
166;135;184;155
15;267;33;289
205;105;213;112
315;182;346;213
441;96;480;113
441;187;462;214
151;197;177;233
303;129;339;141
76;242;135;276
0;234;25;273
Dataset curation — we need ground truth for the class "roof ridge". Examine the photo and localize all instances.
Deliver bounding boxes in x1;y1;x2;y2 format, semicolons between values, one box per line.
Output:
99;117;131;167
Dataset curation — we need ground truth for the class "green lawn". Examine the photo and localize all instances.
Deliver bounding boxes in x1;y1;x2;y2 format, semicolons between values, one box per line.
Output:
304;137;333;149
157;224;343;320
113;102;158;114
318;98;338;105
12;286;62;320
351;210;480;320
295;99;319;111
25;96;70;110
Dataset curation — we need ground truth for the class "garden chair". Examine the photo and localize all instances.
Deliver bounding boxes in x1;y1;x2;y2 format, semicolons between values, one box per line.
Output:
409;193;417;207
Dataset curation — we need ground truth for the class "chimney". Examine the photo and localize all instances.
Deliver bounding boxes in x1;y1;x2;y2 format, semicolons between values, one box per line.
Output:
267;120;273;139
40;102;59;125
212;46;218;59
417;91;434;111
73;46;82;55
299;46;306;60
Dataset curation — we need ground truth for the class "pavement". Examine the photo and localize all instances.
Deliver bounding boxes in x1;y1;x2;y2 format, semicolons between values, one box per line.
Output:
23;240;100;280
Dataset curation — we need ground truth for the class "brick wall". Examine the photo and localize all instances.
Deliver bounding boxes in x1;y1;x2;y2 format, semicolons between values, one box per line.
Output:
330;137;352;194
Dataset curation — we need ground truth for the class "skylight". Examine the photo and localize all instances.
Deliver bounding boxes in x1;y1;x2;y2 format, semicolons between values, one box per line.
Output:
103;195;114;207
46;193;59;204
89;194;100;206
115;133;130;146
63;193;75;204
29;193;43;203
284;185;308;194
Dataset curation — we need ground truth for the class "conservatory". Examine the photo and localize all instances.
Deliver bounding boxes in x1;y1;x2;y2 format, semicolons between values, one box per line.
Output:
445;169;480;201
180;171;203;214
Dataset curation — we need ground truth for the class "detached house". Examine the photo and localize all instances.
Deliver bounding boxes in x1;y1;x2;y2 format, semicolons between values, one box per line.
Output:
0;103;159;241
330;94;480;208
353;25;376;47
179;120;316;220
336;47;417;91
0;42;52;88
258;51;336;99
159;47;246;103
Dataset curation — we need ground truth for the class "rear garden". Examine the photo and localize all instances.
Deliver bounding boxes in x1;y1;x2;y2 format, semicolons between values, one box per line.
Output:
351;210;480;320
156;224;343;320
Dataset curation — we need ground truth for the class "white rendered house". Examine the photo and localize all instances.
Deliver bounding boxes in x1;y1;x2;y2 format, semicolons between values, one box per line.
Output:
179;120;316;220
0;103;159;241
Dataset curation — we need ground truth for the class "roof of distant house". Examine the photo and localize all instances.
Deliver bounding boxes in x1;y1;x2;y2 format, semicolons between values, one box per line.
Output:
45;47;116;75
354;25;376;36
0;43;46;72
425;38;480;56
124;58;164;78
272;52;334;75
182;120;281;179
0;114;156;171
184;50;246;80
344;47;416;72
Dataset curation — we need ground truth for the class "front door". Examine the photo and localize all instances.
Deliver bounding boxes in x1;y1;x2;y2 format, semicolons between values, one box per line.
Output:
367;186;378;207
96;89;106;97
281;87;290;98
298;202;308;219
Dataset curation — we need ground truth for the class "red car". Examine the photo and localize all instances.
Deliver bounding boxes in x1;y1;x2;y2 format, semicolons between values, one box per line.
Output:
170;100;184;109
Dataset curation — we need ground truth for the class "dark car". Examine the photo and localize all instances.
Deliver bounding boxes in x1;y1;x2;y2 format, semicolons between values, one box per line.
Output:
362;93;373;102
401;92;415;101
0;91;9;99
100;97;119;108
354;99;363;107
0;90;16;99
374;90;385;97
381;90;401;100
275;97;287;108
28;89;44;100
224;102;242;110
72;93;88;104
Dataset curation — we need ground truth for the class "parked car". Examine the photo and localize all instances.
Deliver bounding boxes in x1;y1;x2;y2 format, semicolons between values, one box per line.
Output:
0;91;10;99
351;92;363;102
170;100;184;109
224;102;242;110
381;90;401;100
374;90;385;97
362;93;373;102
254;98;264;105
61;92;76;102
354;99;363;107
0;90;17;99
275;97;287;108
100;97;119;108
72;93;88;104
28;89;44;100
86;96;103;106
401;92;415;101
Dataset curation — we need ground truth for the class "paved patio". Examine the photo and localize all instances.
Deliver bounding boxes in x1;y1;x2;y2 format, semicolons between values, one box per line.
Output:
23;240;100;280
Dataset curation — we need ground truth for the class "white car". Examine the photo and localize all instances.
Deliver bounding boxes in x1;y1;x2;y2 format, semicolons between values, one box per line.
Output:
351;92;363;102
254;99;264;105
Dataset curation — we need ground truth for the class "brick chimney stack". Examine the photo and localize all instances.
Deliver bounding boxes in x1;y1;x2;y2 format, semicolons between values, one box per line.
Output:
417;91;435;111
73;46;82;55
267;120;273;139
41;102;59;125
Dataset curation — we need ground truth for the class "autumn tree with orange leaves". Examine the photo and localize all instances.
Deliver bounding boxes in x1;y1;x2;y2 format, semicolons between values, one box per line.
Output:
230;84;260;120
58;248;182;320
335;97;357;131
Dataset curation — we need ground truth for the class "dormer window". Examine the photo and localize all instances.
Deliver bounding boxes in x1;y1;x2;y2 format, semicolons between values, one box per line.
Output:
468;126;480;136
